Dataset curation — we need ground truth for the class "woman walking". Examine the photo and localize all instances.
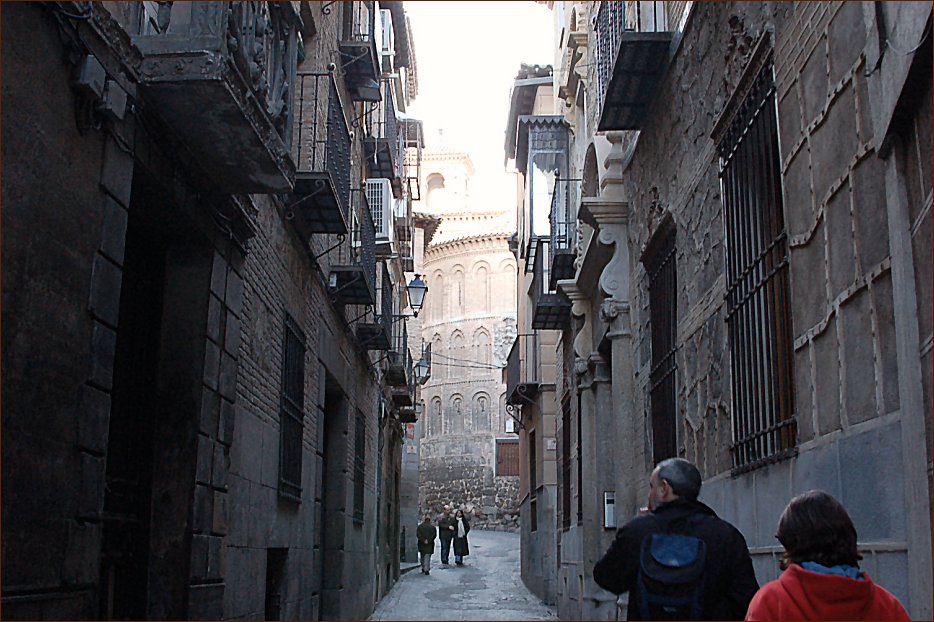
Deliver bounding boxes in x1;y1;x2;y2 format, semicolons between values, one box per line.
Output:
452;509;470;566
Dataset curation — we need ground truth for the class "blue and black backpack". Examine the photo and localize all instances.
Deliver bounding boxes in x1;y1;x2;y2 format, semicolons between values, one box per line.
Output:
636;515;707;620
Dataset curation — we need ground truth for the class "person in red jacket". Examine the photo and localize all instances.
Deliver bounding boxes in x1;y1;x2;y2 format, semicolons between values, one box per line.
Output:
746;490;909;621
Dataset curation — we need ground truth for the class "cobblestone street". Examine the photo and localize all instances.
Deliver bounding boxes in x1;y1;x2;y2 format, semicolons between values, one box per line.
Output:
369;530;557;621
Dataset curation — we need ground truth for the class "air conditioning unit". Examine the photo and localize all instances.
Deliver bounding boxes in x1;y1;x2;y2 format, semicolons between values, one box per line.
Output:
366;178;396;249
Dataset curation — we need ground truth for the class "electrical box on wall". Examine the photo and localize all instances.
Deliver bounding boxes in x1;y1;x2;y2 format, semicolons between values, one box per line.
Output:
604;491;616;529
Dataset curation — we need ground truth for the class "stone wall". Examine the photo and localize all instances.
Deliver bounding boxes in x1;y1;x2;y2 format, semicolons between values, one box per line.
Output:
420;436;520;531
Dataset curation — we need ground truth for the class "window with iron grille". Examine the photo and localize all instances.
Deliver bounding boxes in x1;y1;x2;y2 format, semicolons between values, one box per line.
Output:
560;396;571;531
645;223;677;464
717;56;796;473
496;439;519;476
279;314;306;502
353;408;366;523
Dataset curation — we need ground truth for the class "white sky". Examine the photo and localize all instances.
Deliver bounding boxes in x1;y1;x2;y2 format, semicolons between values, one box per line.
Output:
404;2;554;210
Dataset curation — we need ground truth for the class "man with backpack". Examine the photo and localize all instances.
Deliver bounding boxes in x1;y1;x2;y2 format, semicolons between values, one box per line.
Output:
593;458;759;620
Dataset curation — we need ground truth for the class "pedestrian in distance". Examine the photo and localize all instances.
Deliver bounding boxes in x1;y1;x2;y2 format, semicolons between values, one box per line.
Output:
416;512;437;575
437;505;456;565
745;490;909;621
593;457;759;620
452;508;470;566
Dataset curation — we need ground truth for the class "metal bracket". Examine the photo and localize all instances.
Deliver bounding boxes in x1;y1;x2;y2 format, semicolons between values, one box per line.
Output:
505;403;526;431
314;233;346;260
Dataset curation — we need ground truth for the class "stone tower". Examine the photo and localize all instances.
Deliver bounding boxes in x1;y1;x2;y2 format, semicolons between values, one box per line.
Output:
416;148;520;530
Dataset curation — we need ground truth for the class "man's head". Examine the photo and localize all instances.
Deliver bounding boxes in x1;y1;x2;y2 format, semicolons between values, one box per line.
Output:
648;458;702;510
423;512;433;523
442;505;451;515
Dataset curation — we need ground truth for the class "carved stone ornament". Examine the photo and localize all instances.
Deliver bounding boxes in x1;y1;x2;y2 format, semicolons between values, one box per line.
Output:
493;319;518;368
600;299;631;339
647;185;666;233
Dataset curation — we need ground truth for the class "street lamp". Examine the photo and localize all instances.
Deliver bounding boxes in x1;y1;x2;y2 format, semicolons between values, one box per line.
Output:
414;342;431;385
406;274;428;317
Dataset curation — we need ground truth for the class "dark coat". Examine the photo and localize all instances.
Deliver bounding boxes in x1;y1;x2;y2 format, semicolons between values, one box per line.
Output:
452;517;470;556
416;521;437;555
438;515;456;541
593;498;759;620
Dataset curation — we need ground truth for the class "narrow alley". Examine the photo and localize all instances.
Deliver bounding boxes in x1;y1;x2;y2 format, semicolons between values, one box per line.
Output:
369;530;557;621
2;1;932;620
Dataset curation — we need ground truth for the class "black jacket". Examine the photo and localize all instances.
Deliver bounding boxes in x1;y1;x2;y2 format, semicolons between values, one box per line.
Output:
593;498;759;620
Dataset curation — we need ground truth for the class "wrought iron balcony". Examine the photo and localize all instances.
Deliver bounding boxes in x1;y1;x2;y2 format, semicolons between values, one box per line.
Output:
133;2;300;192
398;404;418;424
363;80;403;183
401;117;423;201
550;177;581;288
328;189;376;307
594;0;673;131
386;321;413;394
339;1;381;102
532;238;571;330
505;334;540;406
356;263;393;350
391;365;416;408
290;71;352;235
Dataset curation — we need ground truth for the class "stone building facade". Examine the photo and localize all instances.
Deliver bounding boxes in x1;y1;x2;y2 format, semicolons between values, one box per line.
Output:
503;65;563;605
416;150;522;530
511;1;932;619
2;2;424;619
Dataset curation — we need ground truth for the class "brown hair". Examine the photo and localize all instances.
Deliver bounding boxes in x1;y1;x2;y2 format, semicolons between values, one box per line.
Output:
776;490;862;570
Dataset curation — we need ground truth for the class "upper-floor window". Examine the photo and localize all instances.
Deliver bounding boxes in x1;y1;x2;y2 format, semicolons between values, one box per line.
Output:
279;314;306;502
644;221;677;464
353;408;366;523
717;55;796;473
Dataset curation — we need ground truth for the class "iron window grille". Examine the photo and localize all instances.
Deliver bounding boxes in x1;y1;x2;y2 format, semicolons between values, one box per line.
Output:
717;56;796;473
645;222;678;464
353;408;366;523
279;314;306;501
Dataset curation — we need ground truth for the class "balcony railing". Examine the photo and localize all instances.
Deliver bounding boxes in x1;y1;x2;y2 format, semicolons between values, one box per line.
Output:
532;238;571;330
328;188;376;307
339;1;381;102
401;117;423;201
386;321;413;392
133;2;300;192
356;263;393;350
550;177;581;287
363;80;403;183
290;71;352;235
594;0;673;131
505;334;541;406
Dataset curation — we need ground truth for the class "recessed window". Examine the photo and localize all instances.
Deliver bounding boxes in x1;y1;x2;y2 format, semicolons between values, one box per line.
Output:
717;56;796;473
